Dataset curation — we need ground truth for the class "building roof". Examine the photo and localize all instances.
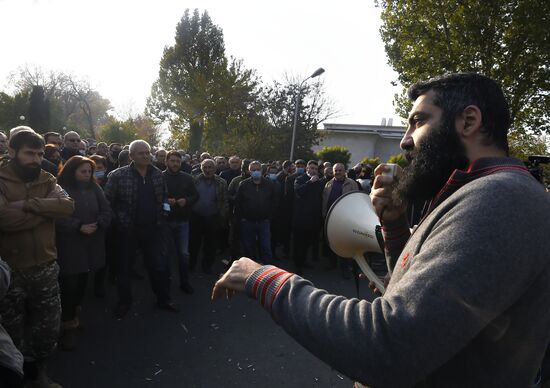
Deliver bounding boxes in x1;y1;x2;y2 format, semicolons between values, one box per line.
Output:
321;123;406;139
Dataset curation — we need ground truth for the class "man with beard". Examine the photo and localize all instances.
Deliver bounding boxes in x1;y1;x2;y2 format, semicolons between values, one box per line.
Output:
105;143;122;173
211;73;550;387
163;150;199;294
0;130;74;388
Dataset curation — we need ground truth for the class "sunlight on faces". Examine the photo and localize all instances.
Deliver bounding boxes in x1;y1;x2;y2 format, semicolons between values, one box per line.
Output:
64;134;81;150
201;159;216;177
130;143;151;168
333;163;345;180
75;162;93;183
167;155;182;173
11;146;43;168
306;163;318;176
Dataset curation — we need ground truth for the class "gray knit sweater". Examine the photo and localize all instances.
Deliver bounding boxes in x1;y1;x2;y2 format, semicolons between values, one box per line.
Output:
245;158;550;387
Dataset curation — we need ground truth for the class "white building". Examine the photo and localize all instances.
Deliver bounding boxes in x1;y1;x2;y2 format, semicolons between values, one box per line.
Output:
313;121;406;166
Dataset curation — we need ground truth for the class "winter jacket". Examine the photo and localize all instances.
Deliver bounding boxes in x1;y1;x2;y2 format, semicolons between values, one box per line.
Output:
0;162;74;270
163;170;199;221
321;177;359;217
56;182;112;275
193;173;229;219
292;174;323;232
235;177;278;221
104;163;167;229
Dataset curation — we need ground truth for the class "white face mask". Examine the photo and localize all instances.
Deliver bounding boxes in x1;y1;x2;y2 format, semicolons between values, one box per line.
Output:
79;149;86;155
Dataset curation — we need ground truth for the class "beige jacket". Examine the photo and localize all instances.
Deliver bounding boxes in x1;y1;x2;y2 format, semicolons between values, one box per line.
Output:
322;177;358;217
0;163;74;270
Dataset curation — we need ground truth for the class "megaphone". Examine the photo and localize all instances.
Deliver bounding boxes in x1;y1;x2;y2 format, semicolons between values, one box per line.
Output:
325;191;386;293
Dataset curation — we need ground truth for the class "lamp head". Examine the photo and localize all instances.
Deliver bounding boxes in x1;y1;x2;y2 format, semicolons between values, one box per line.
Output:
310;67;325;78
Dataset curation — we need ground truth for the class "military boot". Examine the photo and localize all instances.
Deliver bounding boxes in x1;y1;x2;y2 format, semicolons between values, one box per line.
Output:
24;360;63;388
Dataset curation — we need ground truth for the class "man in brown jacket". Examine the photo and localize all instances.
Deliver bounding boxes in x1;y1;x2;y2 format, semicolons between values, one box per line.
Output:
0;130;74;388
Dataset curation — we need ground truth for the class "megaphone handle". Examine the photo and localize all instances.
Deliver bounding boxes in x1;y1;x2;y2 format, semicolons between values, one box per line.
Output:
354;255;385;295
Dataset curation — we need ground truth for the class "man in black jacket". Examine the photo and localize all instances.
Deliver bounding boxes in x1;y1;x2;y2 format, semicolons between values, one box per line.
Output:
220;155;241;185
292;160;323;275
235;161;277;263
60;131;81;162
163;150;199;294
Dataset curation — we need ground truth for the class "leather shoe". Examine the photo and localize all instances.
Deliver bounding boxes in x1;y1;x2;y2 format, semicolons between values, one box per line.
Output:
158;301;180;313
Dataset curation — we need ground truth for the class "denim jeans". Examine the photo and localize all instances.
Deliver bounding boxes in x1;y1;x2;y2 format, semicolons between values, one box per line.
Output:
167;221;190;285
240;219;272;262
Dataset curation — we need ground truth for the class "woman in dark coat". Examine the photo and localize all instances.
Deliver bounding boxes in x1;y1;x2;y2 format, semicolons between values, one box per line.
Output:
56;155;111;350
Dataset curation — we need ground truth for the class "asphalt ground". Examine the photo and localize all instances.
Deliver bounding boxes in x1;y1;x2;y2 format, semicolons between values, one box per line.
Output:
49;251;378;388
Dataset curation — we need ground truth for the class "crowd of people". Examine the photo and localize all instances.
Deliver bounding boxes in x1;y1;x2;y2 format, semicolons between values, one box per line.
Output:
0;125;375;388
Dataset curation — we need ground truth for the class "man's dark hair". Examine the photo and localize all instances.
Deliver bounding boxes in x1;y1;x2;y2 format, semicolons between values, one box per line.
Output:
43;131;61;143
307;160;318;166
9;131;45;152
295;159;306;165
282;160;292;170
408;73;510;152
166;150;182;160
109;142;122;150
89;154;106;167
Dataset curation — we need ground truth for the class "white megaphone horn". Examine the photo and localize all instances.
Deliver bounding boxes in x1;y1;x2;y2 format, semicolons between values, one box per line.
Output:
324;191;386;294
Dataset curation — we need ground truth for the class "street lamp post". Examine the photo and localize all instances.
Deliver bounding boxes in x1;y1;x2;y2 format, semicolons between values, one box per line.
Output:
289;67;325;161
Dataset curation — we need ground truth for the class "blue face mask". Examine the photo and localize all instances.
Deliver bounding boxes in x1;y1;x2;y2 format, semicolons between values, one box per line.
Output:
268;173;277;181
94;171;105;179
251;170;262;179
296;167;305;174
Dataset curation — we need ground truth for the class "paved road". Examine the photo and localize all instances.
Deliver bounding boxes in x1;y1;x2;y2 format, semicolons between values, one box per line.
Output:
49;255;376;388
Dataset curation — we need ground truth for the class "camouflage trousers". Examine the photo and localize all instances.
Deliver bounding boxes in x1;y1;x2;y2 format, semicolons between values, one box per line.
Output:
0;261;61;361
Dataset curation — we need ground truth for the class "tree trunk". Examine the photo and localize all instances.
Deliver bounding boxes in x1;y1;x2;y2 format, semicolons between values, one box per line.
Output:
189;119;203;152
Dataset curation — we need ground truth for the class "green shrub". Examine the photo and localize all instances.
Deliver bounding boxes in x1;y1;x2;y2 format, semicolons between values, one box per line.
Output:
315;146;351;168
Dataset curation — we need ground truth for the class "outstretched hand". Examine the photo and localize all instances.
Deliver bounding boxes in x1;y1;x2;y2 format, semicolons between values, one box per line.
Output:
211;257;262;301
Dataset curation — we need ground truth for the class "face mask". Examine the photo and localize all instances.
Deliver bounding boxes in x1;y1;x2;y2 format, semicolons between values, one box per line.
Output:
296;167;305;174
79;150;86;155
94;171;105;179
268;173;277;181
250;170;262;180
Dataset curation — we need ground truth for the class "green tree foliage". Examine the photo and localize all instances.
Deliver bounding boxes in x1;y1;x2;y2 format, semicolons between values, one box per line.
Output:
7;66;111;138
28;86;50;133
315;146;351;168
147;9;254;152
97;116;138;146
508;131;548;162
387;153;409;168
147;10;335;159
376;0;550;134
97;114;162;147
0;91;29;132
360;156;381;170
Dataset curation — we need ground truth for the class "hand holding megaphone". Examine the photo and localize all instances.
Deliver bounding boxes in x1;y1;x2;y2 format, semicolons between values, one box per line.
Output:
370;163;406;223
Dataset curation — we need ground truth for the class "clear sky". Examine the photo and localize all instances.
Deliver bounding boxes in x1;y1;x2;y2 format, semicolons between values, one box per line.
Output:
0;0;405;127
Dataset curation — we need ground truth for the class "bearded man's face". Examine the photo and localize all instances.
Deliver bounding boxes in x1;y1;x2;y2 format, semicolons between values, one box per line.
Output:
394;91;469;204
